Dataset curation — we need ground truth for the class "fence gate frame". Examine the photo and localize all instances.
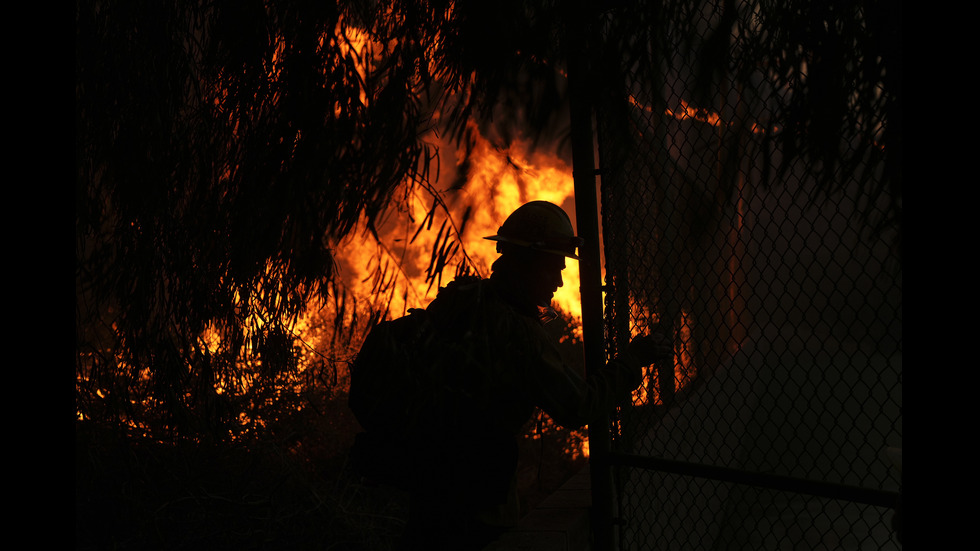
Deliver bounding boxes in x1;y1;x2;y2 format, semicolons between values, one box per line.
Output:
567;3;902;551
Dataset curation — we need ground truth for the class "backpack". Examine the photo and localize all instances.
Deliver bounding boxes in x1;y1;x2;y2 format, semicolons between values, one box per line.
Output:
348;307;437;437
347;280;496;488
349;277;491;437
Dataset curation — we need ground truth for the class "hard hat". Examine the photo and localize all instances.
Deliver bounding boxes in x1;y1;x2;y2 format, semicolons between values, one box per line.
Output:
484;201;583;259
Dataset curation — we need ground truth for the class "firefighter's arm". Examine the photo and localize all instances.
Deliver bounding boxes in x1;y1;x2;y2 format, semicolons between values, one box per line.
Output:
525;326;670;429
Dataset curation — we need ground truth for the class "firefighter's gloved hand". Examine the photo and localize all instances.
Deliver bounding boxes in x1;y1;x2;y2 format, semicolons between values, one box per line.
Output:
628;331;674;366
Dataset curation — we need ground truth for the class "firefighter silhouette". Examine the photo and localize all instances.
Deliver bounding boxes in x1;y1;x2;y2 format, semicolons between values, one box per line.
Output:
349;201;673;550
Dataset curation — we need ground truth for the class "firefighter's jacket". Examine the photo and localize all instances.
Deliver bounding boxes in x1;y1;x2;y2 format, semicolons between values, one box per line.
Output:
393;274;644;524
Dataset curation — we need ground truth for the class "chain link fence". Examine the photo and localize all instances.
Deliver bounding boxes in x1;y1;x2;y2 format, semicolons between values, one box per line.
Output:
589;5;902;550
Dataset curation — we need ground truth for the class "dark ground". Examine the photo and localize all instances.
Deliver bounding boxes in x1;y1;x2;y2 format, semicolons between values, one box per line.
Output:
76;410;585;551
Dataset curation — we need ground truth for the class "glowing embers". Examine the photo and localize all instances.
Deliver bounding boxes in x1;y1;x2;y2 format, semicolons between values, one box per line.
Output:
524;410;591;460
629;96;780;136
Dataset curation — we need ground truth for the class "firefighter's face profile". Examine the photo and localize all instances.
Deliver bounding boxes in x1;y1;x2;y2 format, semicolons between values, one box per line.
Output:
523;252;565;307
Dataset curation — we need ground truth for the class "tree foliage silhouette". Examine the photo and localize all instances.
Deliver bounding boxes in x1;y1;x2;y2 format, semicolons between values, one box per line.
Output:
76;0;901;440
595;0;901;239
77;1;426;438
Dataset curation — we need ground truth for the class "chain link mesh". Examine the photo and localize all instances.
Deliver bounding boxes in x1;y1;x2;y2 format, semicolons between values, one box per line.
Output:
591;5;902;550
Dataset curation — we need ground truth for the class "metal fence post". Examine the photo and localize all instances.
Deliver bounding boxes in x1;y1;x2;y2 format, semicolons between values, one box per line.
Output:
567;4;616;551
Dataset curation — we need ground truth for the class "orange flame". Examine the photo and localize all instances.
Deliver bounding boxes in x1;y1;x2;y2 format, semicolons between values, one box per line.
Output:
630;95;779;135
336;119;580;321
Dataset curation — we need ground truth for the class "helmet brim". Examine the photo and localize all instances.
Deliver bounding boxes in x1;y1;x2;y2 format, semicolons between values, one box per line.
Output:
484;235;581;260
